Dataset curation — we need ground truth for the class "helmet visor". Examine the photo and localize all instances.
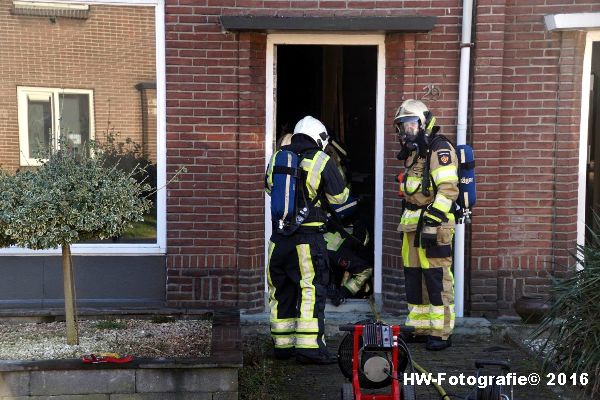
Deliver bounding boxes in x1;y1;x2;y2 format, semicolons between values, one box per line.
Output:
395;116;420;138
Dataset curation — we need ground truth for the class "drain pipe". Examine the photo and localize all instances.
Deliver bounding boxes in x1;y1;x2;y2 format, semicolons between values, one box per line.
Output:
455;0;475;318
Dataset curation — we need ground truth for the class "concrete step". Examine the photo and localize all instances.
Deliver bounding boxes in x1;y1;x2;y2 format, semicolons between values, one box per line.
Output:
241;306;492;338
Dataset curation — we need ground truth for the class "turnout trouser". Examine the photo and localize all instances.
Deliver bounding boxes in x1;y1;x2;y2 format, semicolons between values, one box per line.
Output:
267;231;329;359
402;229;455;340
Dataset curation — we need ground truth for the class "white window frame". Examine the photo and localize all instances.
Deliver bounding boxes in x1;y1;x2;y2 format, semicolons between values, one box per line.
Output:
2;0;166;256
18;86;95;167
265;33;386;295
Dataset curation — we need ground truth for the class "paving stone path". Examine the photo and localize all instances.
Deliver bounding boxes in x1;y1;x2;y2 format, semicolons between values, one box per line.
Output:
273;334;579;399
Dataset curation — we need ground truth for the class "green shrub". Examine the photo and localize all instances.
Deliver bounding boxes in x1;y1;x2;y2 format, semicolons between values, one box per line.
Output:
0;140;152;344
0;142;152;248
533;221;600;397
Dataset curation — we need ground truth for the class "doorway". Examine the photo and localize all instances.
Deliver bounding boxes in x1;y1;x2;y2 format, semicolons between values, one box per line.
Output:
276;44;377;237
276;44;377;295
586;42;600;244
265;34;386;297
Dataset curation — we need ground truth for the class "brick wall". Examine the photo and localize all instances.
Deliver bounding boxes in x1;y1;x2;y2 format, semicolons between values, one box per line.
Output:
468;1;597;317
164;0;593;314
0;1;156;171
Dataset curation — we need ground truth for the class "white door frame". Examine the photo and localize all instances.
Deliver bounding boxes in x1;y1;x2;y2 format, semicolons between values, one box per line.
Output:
264;33;386;295
578;31;600;253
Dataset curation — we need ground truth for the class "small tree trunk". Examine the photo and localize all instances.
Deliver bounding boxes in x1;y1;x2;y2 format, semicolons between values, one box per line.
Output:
62;244;79;345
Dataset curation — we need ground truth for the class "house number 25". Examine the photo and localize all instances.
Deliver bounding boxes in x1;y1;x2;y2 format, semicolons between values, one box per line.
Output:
422;84;441;101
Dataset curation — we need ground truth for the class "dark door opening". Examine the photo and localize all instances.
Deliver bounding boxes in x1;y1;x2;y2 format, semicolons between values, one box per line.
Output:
275;44;378;291
586;43;600;244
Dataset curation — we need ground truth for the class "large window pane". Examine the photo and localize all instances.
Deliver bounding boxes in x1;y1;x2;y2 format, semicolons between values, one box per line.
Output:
59;94;90;153
27;99;52;158
10;3;158;247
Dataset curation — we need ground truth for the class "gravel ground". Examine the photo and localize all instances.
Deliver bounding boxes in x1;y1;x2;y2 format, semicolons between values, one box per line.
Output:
0;318;212;360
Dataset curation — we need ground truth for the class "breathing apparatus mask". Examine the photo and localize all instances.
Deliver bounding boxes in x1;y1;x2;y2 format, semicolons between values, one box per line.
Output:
395;111;437;162
395;116;423;160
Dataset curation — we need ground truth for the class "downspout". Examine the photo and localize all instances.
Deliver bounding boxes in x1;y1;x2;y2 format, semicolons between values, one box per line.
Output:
455;0;475;318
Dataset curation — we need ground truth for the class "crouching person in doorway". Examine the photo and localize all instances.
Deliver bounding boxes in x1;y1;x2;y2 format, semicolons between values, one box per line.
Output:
265;116;350;364
394;100;459;351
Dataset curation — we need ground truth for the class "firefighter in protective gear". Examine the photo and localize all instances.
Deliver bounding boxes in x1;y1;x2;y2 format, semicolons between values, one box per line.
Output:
265;116;350;364
322;138;373;306
324;219;373;306
395;100;459;351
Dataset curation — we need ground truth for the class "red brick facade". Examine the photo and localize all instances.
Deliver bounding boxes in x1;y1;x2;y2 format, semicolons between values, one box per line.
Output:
0;1;156;171
165;1;597;316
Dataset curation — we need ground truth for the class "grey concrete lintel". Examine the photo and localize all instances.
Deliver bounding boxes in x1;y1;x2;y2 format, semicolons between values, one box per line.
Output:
220;15;437;33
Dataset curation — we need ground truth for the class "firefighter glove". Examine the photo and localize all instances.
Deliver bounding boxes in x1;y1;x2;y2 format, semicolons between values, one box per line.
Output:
330;286;351;307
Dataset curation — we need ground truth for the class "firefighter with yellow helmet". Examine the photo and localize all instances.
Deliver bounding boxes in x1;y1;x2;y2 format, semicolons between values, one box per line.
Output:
395;99;459;351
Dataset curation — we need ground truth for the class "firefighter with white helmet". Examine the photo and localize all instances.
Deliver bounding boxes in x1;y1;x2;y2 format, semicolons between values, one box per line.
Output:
265;116;349;364
395;99;459;351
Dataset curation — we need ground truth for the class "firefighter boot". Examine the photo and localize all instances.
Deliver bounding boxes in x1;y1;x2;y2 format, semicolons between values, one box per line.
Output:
399;331;428;344
426;335;452;351
296;349;337;365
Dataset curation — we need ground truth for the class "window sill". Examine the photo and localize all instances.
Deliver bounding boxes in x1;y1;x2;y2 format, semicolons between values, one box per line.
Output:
12;1;90;19
0;244;166;256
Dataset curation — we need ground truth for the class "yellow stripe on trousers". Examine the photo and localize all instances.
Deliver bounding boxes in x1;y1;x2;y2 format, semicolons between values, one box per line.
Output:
296;244;319;349
266;241;278;320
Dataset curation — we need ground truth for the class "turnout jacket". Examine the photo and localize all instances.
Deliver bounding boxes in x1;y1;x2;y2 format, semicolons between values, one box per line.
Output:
265;135;350;226
398;136;459;232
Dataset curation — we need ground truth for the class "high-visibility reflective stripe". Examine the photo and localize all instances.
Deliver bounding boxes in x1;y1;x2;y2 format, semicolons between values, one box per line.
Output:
344;268;373;295
296;318;319;333
303;152;329;198
431;317;456;330
335;199;358;213
408;314;433;322
302;222;325;227
266;241;277;319
326;186;350;205
273;335;295;348
430;308;446;319
405;318;431;328
297;244;316;319
402;233;410;263
417;246;429;269
266;153;277;190
295;334;319;348
431;165;458;185
430;305;455;317
324;231;345;251
400;208;422;225
432;193;454;214
407;304;431;317
405;176;429;192
270;318;296;333
427;213;443;223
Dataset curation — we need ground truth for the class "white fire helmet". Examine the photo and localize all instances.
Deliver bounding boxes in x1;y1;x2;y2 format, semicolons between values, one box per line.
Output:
293;116;329;150
394;99;429;134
